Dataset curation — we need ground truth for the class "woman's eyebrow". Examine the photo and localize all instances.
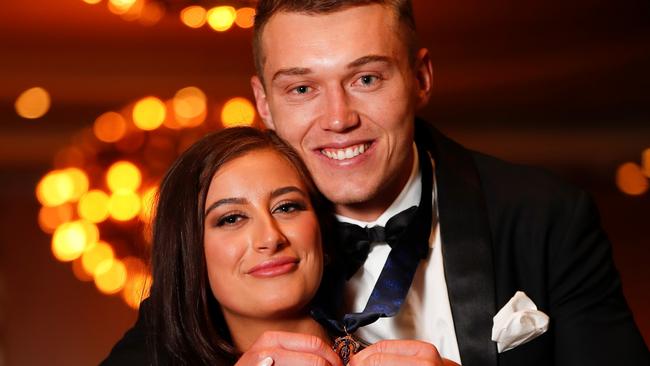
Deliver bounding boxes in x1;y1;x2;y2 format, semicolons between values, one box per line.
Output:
205;197;246;215
270;186;306;199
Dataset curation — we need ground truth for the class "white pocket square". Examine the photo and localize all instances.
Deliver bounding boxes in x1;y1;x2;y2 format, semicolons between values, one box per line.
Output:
491;291;549;353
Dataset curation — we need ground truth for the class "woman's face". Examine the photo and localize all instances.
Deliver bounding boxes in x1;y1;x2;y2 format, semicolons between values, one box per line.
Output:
203;148;323;322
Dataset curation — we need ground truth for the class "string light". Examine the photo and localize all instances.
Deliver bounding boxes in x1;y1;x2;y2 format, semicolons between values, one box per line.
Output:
82;1;256;31
36;89;258;309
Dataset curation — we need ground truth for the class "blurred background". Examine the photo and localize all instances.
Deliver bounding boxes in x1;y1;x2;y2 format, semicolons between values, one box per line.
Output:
0;0;648;365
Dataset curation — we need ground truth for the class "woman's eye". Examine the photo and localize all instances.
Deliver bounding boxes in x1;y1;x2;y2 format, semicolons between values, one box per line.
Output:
274;202;305;214
216;214;245;227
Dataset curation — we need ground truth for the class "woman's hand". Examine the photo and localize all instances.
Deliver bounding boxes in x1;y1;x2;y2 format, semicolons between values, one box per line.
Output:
235;330;343;366
348;339;460;366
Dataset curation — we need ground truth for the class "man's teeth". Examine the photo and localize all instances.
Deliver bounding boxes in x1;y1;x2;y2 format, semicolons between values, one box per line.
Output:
321;144;369;160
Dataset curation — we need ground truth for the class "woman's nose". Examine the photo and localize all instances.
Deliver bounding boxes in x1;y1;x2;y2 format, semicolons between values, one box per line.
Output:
252;216;287;253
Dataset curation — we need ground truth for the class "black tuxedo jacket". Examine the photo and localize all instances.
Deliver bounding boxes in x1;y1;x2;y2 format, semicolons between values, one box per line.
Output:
101;121;648;365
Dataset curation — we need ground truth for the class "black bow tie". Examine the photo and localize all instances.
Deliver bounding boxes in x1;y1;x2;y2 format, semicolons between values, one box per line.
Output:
336;206;418;279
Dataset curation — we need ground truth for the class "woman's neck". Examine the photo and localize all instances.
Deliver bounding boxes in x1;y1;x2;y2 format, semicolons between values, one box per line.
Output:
225;313;330;352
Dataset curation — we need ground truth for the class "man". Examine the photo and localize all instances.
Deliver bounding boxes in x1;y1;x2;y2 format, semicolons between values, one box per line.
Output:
103;1;649;365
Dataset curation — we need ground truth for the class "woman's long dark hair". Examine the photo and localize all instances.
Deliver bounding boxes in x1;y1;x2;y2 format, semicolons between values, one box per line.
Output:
147;127;332;365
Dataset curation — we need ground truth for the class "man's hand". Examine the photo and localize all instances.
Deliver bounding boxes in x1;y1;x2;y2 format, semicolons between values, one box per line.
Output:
235;331;343;366
349;340;460;366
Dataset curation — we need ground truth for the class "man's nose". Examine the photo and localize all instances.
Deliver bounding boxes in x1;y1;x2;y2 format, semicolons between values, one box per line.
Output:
319;86;359;132
252;215;287;253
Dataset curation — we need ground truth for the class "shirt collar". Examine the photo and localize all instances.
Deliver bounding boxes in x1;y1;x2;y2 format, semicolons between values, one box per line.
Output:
336;144;421;228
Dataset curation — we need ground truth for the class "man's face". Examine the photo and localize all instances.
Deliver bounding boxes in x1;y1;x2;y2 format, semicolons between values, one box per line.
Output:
252;4;432;220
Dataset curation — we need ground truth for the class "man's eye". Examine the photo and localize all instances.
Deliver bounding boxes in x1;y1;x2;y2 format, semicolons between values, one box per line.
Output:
359;75;379;86
292;85;310;94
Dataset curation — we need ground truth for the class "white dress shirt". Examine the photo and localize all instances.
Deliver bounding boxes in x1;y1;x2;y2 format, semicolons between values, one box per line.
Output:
336;145;462;364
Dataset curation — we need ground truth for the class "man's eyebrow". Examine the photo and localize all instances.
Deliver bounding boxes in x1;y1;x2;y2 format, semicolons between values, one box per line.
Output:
205;197;246;215
347;55;392;69
271;67;312;82
270;186;307;199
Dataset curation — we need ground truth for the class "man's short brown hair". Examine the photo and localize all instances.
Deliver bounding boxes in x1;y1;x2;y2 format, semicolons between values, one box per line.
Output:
252;0;417;84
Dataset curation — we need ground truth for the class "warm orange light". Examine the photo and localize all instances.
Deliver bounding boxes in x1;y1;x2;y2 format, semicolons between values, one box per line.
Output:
133;96;166;131
82;241;115;276
38;204;74;234
94;258;127;294
139;1;165;26
93;111;127;143
63;167;89;202
108;191;142;221
235;7;256;29
616;162;649;196
83;0;102;4
221;97;256;127
180;6;207;28
108;0;136;14
173;86;207;127
139;186;158;224
78;190;111;223
642;148;650;178
72;258;94;282
119;0;145;21
52;220;99;262
207;6;236;32
36;170;74;207
15;87;51;119
106;161;142;193
122;272;151;309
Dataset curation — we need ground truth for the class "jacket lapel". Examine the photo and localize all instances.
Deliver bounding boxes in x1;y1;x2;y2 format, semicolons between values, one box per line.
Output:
415;120;498;366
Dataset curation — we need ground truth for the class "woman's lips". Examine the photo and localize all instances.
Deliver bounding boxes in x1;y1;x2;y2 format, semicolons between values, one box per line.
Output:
247;257;299;278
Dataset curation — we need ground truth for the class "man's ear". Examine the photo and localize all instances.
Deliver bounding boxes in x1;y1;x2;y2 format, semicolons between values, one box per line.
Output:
413;48;433;109
251;75;275;129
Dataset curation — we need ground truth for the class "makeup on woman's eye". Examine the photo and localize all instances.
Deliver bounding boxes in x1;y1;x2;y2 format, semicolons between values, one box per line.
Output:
215;211;248;228
272;200;308;215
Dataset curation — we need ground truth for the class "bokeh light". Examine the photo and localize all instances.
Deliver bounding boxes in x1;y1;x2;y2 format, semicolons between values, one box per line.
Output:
38;204;74;234
94;258;127;294
173;86;207;127
221;97;256;127
207;6;236;32
72;257;95;282
83;0;102;4
180;6;207;28
15;87;51;119
642;148;650;178
235;7;256;29
82;241;115;276
133;96;166;131
93;111;127;143
36;170;75;207
64;167;90;201
140;186;158;224
78;190;111;223
106;161;142;193
51;220;99;262
139;1;165;26
108;191;142;221
108;0;137;14
616;162;649;196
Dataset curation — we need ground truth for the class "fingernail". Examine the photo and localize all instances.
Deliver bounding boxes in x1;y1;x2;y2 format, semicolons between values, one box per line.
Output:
258;356;274;366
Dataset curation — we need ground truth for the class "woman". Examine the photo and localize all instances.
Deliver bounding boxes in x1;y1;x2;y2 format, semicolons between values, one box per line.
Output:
146;127;339;365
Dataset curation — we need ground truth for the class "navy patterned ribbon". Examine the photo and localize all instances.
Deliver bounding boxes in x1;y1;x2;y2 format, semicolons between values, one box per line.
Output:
312;144;433;335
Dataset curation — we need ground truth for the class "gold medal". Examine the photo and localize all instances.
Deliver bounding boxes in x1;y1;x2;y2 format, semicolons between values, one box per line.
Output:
333;333;360;365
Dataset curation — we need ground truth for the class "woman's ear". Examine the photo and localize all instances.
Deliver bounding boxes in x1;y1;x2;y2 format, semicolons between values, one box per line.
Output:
251;76;275;129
